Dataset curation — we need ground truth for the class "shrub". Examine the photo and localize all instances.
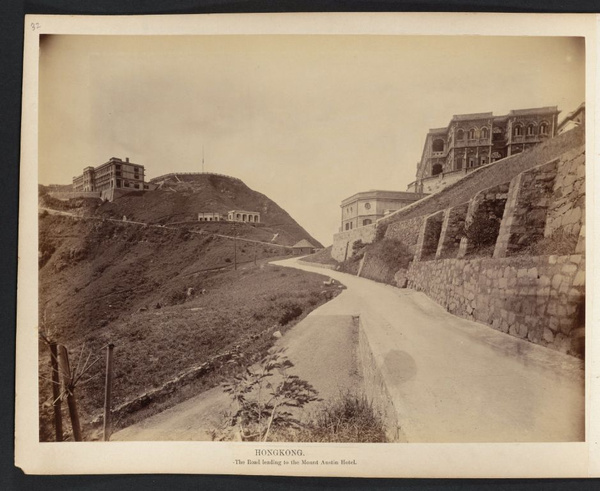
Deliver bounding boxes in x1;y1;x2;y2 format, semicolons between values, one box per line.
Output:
351;240;365;256
221;348;321;441
278;302;303;326
296;392;387;443
375;223;388;242
462;213;501;251
369;238;413;270
166;289;188;306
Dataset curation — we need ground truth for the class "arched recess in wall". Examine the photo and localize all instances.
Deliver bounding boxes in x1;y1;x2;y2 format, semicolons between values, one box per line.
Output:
456;129;464;141
481;127;489;139
513;124;523;137
432;139;444;152
431;163;443;176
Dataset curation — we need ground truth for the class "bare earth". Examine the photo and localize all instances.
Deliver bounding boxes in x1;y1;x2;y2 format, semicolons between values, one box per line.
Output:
113;257;584;443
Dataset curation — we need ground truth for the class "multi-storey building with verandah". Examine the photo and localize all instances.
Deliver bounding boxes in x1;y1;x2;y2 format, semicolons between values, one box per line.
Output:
72;157;149;192
408;106;560;194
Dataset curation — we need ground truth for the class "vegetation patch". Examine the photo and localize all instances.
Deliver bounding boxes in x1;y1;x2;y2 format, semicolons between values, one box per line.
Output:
515;228;579;257
462;213;502;258
217;352;387;443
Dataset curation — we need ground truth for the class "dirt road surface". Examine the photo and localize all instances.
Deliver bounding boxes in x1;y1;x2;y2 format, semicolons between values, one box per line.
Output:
113;257;584;442
279;257;584;443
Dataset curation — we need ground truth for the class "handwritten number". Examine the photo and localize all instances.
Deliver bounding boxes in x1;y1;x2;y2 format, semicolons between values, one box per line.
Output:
31;22;41;31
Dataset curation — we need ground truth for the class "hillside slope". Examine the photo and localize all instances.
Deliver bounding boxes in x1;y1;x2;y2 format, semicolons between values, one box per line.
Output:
90;173;322;247
38;214;337;441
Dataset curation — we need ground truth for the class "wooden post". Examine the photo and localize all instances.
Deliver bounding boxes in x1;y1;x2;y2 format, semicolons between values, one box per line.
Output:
58;344;82;441
103;343;115;442
49;343;63;442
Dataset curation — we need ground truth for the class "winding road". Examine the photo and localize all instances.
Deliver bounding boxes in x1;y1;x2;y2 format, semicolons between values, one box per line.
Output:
113;257;584;443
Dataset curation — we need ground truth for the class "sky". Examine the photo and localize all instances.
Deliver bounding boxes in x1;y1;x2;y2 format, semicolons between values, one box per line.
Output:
39;35;585;245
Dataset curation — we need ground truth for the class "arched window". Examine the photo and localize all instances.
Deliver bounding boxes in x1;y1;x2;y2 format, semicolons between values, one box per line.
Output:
527;124;535;136
431;163;443;176
539;122;549;135
236;213;240;220
456;129;464;141
432;139;444;152
513;124;523;137
481;127;489;139
468;128;476;140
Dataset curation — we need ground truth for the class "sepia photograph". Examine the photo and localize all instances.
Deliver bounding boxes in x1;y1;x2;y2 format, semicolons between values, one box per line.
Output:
16;13;598;477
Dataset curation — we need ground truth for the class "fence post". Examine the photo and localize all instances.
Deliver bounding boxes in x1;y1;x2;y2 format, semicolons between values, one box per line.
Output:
103;344;115;441
49;342;63;442
58;344;82;441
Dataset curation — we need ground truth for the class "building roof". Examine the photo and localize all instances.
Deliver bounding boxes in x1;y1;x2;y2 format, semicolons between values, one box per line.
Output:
341;190;426;207
428;127;447;134
557;102;585;131
508;106;559;116
451;112;493;122
292;239;315;249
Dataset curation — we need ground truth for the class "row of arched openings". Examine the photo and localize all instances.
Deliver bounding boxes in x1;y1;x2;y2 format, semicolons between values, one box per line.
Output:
512;122;549;137
455;127;490;141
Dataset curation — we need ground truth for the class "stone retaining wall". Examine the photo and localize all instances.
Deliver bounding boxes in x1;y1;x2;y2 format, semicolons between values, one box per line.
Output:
357;254;396;284
331;223;377;261
382;215;425;255
545;147;585;238
407;254;585;357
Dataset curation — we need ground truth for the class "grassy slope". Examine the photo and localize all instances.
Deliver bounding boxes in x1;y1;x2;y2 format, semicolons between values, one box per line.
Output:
38;215;336;441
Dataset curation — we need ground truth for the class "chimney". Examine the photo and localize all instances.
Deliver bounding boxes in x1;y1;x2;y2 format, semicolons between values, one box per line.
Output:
126;157;129;163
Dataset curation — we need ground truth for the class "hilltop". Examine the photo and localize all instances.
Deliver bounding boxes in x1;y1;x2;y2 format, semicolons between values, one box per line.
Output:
72;173;322;247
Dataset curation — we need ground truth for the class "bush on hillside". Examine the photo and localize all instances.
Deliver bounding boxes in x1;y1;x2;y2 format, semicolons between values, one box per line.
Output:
278;301;303;326
367;238;413;270
462;213;501;252
375;223;388;242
